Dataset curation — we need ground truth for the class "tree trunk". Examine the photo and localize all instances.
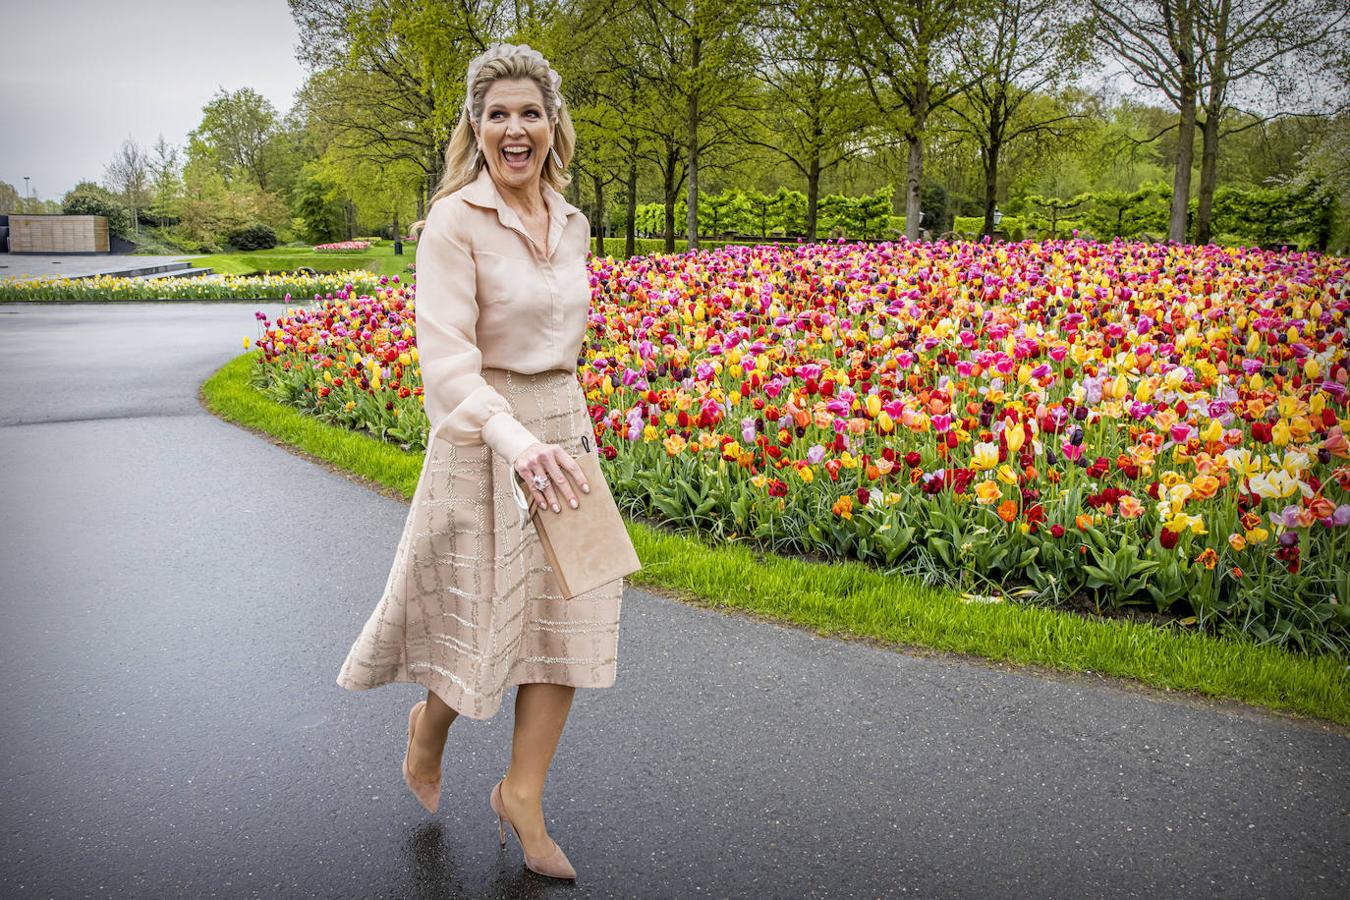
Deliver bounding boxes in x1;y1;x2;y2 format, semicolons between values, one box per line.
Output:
903;60;931;240
806;155;821;242
1195;110;1220;245
1195;0;1231;245
1168;1;1199;243
663;145;678;253
593;172;605;257
686;32;702;252
625;157;638;259
1170;91;1196;243
981;141;1000;236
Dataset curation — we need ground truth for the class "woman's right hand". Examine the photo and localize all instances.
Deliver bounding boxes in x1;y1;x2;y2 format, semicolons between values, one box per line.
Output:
513;442;589;514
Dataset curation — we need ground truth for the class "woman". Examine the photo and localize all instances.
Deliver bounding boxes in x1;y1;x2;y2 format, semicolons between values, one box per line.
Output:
336;43;627;882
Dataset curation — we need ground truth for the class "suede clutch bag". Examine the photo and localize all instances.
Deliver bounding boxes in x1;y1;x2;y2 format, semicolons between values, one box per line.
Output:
510;433;641;599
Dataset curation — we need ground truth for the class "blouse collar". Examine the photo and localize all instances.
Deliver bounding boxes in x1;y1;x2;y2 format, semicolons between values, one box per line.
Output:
459;165;580;258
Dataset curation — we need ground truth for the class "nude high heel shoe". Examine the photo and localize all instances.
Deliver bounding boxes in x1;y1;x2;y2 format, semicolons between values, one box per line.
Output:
490;777;577;880
402;700;442;813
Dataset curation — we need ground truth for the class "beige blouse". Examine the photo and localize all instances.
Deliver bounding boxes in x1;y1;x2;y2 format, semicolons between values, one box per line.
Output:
414;165;591;466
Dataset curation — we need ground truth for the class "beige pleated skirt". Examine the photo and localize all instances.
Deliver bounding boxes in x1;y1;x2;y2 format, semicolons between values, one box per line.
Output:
336;366;624;720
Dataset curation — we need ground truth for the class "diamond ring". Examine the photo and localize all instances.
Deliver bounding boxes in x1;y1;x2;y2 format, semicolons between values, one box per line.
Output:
531;474;551;491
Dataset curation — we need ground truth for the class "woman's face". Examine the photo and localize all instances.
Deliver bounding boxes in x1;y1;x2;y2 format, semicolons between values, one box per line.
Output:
473;78;553;192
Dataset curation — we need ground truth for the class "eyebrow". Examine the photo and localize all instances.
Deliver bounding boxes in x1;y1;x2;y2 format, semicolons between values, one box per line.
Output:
486;101;542;111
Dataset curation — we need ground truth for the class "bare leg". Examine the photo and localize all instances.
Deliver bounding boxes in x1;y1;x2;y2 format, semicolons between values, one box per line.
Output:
500;682;575;859
409;688;458;783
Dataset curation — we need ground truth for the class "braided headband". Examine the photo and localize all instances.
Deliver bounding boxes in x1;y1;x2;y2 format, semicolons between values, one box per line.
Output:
463;43;564;123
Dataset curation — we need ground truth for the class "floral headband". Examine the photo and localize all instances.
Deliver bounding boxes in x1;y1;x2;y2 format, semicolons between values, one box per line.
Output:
463;43;565;123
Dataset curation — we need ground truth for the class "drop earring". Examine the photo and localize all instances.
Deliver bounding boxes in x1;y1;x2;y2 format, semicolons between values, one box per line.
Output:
550;146;563;169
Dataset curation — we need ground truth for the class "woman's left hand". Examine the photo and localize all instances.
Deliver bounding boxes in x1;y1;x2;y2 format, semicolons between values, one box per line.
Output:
513;441;589;514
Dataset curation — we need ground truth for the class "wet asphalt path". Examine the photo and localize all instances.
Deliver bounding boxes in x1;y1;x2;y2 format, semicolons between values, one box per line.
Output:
0;301;1347;899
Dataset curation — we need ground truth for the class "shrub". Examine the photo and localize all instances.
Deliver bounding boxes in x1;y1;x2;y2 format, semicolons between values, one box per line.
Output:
62;183;132;236
228;222;278;251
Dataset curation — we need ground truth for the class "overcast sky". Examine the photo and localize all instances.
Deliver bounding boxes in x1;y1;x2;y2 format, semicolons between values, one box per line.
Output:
1;0;306;203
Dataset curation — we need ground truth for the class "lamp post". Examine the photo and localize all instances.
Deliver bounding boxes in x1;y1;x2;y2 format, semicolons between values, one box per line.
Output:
24;176;31;212
993;208;1003;229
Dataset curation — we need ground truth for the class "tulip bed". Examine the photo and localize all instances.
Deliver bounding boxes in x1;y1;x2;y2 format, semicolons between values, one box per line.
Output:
247;238;1350;657
0;270;384;302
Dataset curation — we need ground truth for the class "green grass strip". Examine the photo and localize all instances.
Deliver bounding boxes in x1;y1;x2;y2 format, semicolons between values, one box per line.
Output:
203;350;1350;727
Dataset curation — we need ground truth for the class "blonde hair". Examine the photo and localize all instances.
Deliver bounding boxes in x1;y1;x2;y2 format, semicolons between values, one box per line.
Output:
410;44;575;240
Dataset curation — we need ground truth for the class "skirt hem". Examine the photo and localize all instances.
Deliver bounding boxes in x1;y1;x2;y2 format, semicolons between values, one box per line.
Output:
335;669;616;722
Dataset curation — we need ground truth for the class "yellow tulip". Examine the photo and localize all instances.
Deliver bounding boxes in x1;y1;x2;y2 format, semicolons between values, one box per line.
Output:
1248;470;1299;499
971;442;999;471
975;480;1002;504
1280;450;1311;474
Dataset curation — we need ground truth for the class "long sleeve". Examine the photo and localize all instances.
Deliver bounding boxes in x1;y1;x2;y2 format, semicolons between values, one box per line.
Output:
414;200;541;466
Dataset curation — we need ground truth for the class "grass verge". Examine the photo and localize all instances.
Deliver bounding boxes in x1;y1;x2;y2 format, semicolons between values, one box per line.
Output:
202;350;1350;728
191;247;411;278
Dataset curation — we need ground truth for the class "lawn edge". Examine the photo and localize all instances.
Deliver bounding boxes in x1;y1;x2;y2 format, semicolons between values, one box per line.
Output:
201;350;1350;731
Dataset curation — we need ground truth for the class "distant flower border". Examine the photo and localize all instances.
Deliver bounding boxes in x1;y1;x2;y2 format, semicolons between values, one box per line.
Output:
315;241;372;252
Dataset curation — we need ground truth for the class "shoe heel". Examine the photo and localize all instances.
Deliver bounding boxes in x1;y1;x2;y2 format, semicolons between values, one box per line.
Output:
489;777;576;880
491;779;508;847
